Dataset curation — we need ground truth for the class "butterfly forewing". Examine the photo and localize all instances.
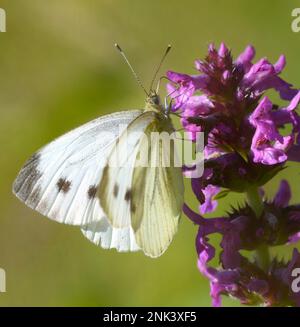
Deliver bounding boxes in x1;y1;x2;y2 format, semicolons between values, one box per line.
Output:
13;110;142;226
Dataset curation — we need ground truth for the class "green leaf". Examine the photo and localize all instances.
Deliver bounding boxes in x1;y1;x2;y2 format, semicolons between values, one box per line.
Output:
213;189;230;200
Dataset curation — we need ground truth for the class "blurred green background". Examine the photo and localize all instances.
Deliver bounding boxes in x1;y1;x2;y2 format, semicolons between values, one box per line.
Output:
0;0;300;307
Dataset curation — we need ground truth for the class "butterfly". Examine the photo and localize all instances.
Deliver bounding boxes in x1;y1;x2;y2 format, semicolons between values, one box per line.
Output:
12;45;184;258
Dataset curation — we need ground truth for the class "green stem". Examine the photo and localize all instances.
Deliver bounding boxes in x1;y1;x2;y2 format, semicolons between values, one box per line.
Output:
246;187;270;272
246;187;264;217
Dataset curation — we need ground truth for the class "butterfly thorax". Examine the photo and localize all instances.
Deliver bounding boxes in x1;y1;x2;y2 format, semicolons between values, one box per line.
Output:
144;91;174;134
144;91;168;118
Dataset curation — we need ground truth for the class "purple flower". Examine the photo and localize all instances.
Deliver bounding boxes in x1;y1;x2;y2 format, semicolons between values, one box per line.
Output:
249;97;282;141
168;43;297;112
184;180;300;306
250;130;292;165
239;56;298;101
167;43;299;167
166;72;206;110
171;43;300;307
170;43;300;220
180;95;213;141
207;250;300;307
249;94;300;165
189;152;286;212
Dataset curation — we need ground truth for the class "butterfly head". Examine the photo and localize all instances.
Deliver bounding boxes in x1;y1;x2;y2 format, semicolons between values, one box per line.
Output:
147;90;161;106
145;90;168;116
114;43;171;116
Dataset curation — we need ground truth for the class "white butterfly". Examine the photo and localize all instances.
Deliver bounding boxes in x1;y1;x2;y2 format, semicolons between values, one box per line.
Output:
12;45;184;258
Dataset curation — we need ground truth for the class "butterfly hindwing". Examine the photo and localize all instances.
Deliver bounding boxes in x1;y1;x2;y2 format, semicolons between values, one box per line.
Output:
99;111;184;257
130;118;184;257
98;111;157;228
81;219;139;252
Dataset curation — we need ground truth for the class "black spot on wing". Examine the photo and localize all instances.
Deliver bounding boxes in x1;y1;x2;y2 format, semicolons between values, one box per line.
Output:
125;189;132;202
13;152;42;205
57;178;71;193
88;185;98;199
131;202;136;214
113;184;119;198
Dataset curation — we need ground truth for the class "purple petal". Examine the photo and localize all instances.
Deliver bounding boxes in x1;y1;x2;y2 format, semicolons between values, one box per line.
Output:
274;55;286;74
288;232;300;244
241;57;298;101
274;180;291;207
243;58;273;85
285;90;300;111
210;270;240;307
166;71;192;84
183;203;204;224
274;135;293;151
236;45;255;72
251;144;287;165
249;97;283;142
250;96;272;121
210;282;223;307
218;42;228;57
196;230;217;278
250;128;290;165
199;185;220;214
191;178;205;204
263;76;298;101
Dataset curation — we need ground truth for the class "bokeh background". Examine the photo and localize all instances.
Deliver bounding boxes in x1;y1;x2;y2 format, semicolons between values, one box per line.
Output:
0;0;300;306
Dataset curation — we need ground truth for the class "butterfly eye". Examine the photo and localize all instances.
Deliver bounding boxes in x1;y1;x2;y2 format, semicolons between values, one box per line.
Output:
150;94;160;106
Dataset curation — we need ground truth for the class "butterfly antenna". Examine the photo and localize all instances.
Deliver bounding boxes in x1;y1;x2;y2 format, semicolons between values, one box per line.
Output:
149;44;172;92
115;43;148;96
